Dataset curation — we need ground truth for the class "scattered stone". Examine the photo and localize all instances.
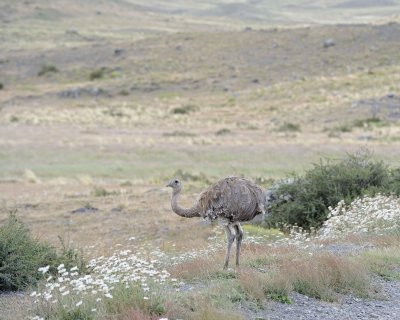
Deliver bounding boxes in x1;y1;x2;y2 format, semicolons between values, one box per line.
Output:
71;204;99;214
323;39;335;48
130;82;160;92
114;48;124;56
58;87;81;98
354;94;400;120
58;87;105;99
65;29;79;35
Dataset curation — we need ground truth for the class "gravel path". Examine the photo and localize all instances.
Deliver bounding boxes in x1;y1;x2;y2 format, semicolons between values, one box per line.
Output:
259;279;400;320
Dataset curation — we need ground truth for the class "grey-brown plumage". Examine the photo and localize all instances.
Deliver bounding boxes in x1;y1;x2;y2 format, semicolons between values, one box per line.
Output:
166;177;266;269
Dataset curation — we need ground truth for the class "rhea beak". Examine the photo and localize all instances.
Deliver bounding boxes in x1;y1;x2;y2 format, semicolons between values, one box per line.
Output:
166;182;172;187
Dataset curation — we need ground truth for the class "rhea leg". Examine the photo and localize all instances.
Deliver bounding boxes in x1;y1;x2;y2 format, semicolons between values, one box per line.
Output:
234;223;243;266
223;224;235;269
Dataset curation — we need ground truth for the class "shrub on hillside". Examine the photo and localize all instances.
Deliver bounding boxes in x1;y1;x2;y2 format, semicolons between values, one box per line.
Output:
264;150;398;231
0;213;85;291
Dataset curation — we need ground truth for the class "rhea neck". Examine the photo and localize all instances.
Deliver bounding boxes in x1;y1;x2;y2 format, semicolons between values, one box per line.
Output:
170;186;200;218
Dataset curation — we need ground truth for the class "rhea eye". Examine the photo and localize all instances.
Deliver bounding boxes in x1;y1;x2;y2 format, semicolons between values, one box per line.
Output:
174;180;179;184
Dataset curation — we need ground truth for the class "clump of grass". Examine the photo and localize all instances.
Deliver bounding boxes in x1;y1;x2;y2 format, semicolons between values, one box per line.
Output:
170;257;221;281
104;283;166;318
0;213;85;291
89;67;108;80
119;89;130;96
10;115;19;123
0;82;4;90
334;117;386;133
120;180;133;187
263;272;293;304
362;248;400;280
191;305;244;320
354;117;386;128
286;253;370;301
37;65;59;76
277;122;301;132
163;131;196;137
238;268;292;304
171;104;199;114
215;128;231;135
92;186;117;197
238;269;267;303
23;169;41;183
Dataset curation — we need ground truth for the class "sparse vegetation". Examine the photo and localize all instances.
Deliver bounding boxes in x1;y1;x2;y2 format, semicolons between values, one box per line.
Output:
334;117;387;133
277;122;301;132
163;131;196;137
0;82;4;90
92;186;116;197
215;128;231;135
10;115;19;123
89;67;108;80
37;65;59;76
171;104;199;114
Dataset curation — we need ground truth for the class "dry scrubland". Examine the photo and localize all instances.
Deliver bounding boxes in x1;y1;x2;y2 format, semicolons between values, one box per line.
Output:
1;0;400;319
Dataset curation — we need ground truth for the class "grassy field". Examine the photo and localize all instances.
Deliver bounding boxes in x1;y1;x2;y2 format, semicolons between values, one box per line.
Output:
1;1;400;319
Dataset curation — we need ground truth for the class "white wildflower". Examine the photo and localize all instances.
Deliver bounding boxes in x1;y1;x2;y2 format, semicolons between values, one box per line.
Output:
38;266;50;274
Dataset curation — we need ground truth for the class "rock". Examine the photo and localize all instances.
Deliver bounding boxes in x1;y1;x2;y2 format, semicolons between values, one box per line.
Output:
71;204;98;214
323;39;335;48
58;87;105;99
89;87;103;96
58;87;81;98
114;48;124;56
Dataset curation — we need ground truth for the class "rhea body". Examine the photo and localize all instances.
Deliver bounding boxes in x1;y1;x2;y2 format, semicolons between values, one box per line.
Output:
166;177;266;269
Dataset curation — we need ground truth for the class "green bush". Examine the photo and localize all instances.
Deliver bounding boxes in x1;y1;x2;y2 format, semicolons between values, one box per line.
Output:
0;213;86;291
264;150;397;231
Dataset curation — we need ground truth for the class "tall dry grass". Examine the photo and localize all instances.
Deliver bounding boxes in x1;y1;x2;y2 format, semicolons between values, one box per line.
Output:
285;253;371;301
